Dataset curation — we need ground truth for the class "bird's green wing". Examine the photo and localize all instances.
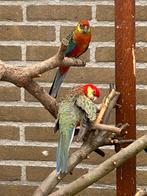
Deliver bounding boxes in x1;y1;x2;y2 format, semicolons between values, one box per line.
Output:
76;95;97;122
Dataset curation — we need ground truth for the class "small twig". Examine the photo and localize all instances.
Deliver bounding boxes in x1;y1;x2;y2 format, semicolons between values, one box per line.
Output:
92;123;127;134
94;148;105;157
104;138;135;146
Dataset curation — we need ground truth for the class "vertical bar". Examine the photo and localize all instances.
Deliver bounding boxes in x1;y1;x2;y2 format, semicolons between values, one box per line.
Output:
115;1;136;196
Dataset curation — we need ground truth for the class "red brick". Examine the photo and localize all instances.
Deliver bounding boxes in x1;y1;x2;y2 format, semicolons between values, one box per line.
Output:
0;87;20;101
0;46;21;61
96;5;114;21
137;89;147;105
0;106;54;122
26;46;58;61
136;26;147;42
25;126;58;142
137;68;147;85
0;184;36;196
0;126;20;140
137;170;147;185
137;108;147;125
27;5;92;21
95;47;115;62
137;151;147;166
0;5;22;21
96;5;147;21
0;146;56;161
136;5;147;21
95;47;147;63
0;165;21;181
92;26;114;42
136;47;147;62
0;26;55;41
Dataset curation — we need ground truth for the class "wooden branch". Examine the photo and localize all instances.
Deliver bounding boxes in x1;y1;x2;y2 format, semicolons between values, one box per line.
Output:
0;39;85;118
0;39;85;81
33;89;120;196
104;138;135;146
135;189;147;196
92;123;128;135
50;134;147;196
25;80;58;118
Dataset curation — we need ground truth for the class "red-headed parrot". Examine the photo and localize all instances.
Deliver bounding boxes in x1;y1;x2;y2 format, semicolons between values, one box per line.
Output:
55;84;100;174
49;19;91;98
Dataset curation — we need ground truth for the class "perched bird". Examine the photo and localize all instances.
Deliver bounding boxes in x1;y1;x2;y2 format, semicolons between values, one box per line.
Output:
55;84;100;174
49;19;91;98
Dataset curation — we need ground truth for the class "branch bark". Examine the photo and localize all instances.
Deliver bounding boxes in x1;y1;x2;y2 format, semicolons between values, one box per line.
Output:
50;134;147;196
0;39;85;118
92;123;128;134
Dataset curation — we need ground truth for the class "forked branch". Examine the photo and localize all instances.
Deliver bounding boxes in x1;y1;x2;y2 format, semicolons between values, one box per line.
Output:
0;39;85;118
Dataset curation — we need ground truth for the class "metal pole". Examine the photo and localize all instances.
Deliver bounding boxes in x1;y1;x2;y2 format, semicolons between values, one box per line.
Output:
115;0;136;196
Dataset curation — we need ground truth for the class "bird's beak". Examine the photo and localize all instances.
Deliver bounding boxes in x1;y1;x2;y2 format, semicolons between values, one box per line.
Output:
83;26;88;33
92;96;97;101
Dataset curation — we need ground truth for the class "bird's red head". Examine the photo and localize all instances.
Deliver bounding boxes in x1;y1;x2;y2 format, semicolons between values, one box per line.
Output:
77;19;91;33
79;19;90;27
72;84;100;100
83;84;100;99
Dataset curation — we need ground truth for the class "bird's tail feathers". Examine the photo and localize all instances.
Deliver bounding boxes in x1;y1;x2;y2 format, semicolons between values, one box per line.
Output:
49;69;66;98
56;127;75;175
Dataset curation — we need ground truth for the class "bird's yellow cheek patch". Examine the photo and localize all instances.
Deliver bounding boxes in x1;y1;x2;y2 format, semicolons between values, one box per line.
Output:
77;24;82;33
87;86;94;98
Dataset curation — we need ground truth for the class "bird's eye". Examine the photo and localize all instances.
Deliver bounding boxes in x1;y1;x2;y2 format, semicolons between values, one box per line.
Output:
80;24;84;29
93;90;96;94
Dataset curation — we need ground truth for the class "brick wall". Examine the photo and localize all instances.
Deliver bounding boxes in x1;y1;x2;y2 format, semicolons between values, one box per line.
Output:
0;0;147;195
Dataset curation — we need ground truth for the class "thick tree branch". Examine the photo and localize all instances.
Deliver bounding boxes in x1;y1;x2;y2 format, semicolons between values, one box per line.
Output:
25;80;58;118
50;134;147;196
0;39;85;118
33;89;120;196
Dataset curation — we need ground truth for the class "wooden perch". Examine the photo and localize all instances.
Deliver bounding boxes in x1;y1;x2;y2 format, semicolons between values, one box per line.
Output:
50;134;147;196
135;189;147;196
0;39;85;118
92;123;128;135
33;89;120;196
104;138;135;146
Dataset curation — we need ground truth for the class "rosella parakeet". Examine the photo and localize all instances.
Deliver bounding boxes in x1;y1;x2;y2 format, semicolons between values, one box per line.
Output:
49;19;91;98
55;84;100;174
